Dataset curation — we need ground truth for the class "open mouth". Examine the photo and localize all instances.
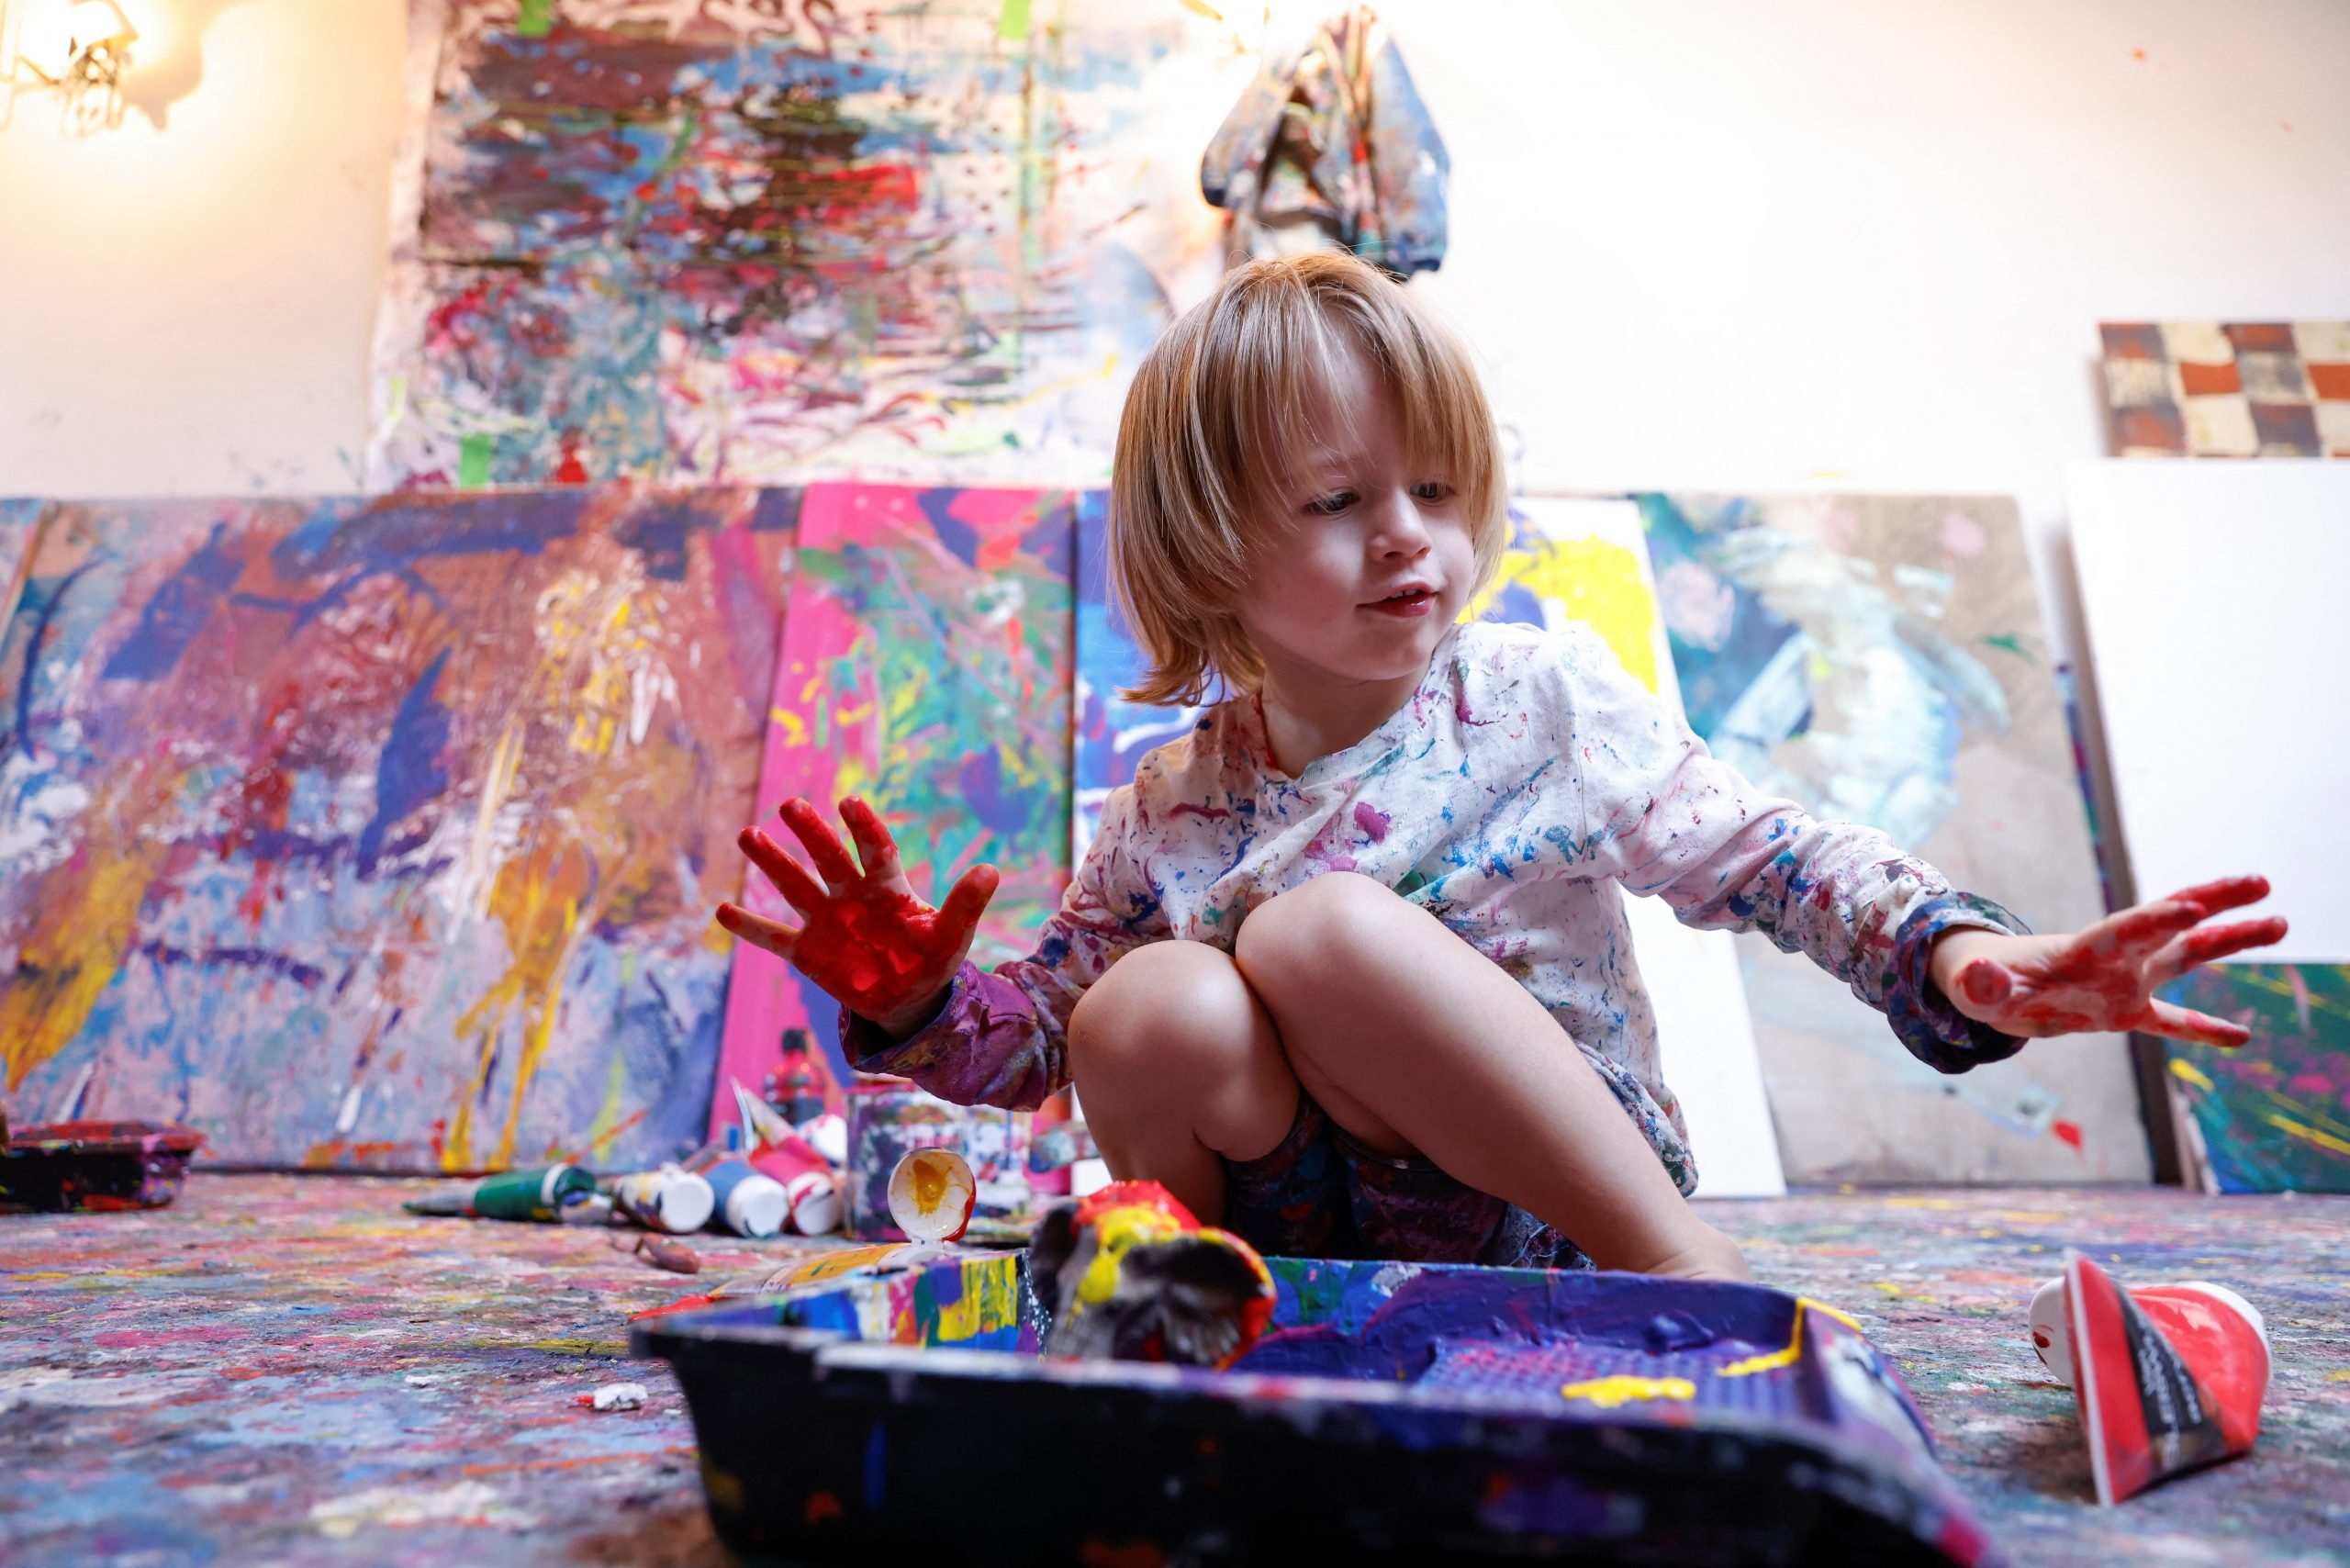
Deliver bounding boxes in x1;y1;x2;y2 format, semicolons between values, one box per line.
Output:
1364;585;1438;614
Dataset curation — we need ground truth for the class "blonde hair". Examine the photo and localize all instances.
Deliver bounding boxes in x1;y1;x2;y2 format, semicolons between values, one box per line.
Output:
1109;252;1509;707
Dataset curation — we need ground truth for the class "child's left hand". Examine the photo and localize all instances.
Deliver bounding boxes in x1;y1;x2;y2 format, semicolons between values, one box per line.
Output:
1930;875;2288;1047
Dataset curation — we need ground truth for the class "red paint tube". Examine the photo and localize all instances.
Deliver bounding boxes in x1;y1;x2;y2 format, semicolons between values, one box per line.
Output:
2042;1250;2269;1506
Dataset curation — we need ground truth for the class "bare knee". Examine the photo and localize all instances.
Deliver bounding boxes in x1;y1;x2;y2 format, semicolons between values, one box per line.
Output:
1069;940;1265;1102
1232;871;1399;1008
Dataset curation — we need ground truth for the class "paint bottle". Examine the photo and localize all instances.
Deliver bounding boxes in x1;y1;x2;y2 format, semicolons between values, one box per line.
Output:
701;1158;789;1238
768;1027;829;1126
606;1166;715;1235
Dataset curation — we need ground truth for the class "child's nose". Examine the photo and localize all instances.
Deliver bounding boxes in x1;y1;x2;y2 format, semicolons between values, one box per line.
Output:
1370;489;1433;554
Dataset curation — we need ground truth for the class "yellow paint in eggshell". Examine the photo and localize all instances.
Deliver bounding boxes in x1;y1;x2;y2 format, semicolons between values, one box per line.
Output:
1558;1375;1695;1408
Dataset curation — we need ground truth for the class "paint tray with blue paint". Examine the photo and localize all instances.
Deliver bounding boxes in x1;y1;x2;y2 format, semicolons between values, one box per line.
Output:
635;1250;2001;1565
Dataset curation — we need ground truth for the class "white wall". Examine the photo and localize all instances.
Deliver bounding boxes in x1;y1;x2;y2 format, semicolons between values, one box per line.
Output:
0;0;407;497
2;0;2345;885
6;1;2346;507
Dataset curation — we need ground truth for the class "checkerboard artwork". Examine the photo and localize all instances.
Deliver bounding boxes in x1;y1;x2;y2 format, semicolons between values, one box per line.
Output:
2100;322;2350;458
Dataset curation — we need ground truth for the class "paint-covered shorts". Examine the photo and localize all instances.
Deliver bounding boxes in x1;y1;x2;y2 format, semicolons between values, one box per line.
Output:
1218;1094;1592;1271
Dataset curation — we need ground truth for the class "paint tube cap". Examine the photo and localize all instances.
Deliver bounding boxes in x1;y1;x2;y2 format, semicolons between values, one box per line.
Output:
613;1168;715;1234
888;1148;976;1243
704;1159;789;1238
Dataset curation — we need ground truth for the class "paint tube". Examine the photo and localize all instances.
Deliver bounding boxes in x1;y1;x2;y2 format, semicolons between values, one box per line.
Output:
783;1169;843;1236
700;1158;789;1238
606;1166;715;1235
2034;1251;2269;1506
401;1163;597;1222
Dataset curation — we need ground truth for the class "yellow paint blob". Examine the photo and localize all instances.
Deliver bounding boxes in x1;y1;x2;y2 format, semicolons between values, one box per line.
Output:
1558;1374;1695;1408
2169;1058;2216;1092
1714;1296;1863;1378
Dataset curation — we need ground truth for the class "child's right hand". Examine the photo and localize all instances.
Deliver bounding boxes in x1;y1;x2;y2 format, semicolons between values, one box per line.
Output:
716;797;1000;1040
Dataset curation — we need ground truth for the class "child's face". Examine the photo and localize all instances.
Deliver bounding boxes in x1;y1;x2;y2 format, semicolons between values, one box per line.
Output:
1233;338;1476;699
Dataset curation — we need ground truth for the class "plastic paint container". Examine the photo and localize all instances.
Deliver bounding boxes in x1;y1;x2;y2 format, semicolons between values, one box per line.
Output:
609;1167;716;1235
701;1158;789;1238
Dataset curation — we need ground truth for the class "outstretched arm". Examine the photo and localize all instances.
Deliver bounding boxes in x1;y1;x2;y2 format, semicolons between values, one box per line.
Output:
1930;874;2288;1047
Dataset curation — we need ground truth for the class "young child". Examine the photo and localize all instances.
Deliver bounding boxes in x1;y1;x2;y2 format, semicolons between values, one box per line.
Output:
717;252;2285;1281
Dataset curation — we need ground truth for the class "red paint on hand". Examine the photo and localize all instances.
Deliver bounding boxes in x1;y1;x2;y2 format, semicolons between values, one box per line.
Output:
1936;875;2288;1049
715;795;999;1035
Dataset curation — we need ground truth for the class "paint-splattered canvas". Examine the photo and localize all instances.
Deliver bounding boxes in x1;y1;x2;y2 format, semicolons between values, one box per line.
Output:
0;488;793;1171
368;0;1252;491
1639;493;2151;1184
1478;497;1784;1197
2160;964;2350;1193
711;483;1073;1132
1071;490;1203;864
2100;322;2350;458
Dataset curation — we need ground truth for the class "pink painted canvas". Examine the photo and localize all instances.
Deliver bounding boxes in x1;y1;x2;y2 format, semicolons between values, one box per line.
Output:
0;487;794;1171
711;484;1074;1134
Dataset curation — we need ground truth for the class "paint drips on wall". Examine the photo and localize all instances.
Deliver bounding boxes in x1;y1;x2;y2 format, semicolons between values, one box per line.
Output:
0;488;791;1171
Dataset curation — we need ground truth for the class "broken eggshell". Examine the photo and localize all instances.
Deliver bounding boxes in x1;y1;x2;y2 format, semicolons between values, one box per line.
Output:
887;1148;976;1243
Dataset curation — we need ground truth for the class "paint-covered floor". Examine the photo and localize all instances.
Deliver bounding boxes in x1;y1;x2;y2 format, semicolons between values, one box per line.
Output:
3;1177;2345;1567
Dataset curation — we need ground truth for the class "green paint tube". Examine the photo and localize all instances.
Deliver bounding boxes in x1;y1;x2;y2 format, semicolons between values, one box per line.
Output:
404;1163;597;1222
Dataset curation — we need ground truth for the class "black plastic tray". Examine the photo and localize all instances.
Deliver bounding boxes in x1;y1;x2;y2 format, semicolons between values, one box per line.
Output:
634;1249;2000;1565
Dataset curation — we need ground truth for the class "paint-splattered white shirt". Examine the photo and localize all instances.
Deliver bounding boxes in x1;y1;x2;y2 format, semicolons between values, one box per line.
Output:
850;620;2025;1192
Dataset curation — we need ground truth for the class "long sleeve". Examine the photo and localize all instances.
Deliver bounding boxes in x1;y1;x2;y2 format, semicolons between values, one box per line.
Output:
836;787;1170;1110
1553;625;2030;1073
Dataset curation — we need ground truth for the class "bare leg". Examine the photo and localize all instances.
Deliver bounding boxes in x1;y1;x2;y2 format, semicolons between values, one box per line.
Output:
1233;873;1748;1280
1067;939;1301;1225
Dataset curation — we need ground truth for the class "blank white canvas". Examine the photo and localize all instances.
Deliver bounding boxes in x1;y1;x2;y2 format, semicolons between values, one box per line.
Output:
1513;497;1786;1197
2068;461;2350;963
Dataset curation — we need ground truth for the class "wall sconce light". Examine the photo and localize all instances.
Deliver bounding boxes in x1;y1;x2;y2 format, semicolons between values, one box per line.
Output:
0;0;139;133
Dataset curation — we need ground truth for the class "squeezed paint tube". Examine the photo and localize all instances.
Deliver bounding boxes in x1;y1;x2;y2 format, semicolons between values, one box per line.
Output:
783;1169;842;1236
2032;1251;2269;1506
605;1166;715;1235
401;1163;598;1222
700;1158;789;1238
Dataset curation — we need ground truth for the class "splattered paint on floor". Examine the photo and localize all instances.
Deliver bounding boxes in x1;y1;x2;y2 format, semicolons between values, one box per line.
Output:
2;1179;2344;1566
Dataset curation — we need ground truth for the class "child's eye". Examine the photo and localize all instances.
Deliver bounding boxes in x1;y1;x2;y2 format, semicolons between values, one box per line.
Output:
1304;490;1358;516
1412;481;1456;503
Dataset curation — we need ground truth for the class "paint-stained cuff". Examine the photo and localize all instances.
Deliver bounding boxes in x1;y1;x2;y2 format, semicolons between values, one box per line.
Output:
1888;892;2031;1073
836;961;1059;1111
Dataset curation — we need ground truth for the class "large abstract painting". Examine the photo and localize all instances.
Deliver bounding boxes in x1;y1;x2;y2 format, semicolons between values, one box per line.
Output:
1639;492;2151;1184
711;483;1073;1130
369;0;1248;491
0;488;793;1171
2159;964;2350;1193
